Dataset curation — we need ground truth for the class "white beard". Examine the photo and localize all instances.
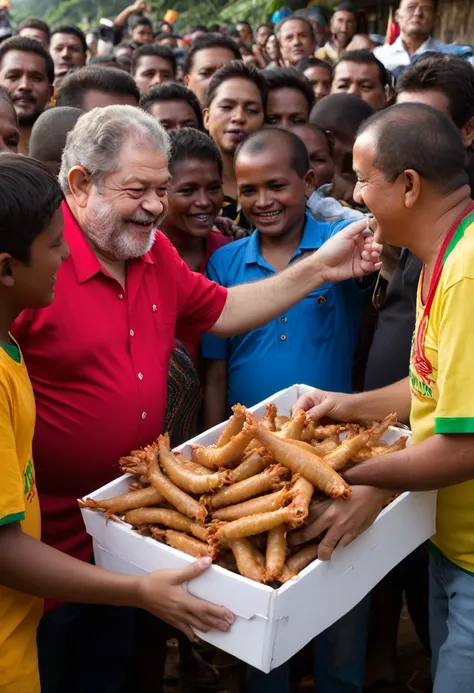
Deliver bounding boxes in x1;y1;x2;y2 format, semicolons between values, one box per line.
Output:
86;195;158;260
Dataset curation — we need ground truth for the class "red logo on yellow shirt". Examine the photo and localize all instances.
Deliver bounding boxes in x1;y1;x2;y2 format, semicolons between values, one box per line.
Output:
24;459;37;503
410;318;433;400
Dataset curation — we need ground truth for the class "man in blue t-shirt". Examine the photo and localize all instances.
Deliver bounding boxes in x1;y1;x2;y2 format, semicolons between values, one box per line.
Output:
202;127;371;693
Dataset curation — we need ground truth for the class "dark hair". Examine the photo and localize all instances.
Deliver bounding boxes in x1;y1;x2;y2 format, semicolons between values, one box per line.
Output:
310;92;373;142
129;14;153;30
337;49;389;87
50;24;87;54
184;33;241;74
296;56;333;77
0;154;64;264
139;82;203;129
189;25;208;34
358;103;468;192
168;127;223;177
236;20;251;28
276;16;315;40
16;17;50;43
55;66;139;108
292;121;333;154
29;106;82;164
113;40;133;53
0;36;54;84
89;54;118;66
263;66;315;113
155;32;179;42
205;60;267;109
236;127;310;177
396;53;474;130
333;2;358;16
257;23;272;32
131;44;176;76
154;20;172;33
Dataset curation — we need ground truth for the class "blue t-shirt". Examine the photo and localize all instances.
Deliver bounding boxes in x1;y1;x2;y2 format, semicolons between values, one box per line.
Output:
202;213;366;412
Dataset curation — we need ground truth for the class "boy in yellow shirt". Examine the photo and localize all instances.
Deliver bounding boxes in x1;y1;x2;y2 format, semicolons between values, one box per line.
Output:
0;155;233;693
290;103;474;693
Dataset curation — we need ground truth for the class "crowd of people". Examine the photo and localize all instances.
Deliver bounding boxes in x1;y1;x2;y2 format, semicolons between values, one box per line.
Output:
0;1;474;692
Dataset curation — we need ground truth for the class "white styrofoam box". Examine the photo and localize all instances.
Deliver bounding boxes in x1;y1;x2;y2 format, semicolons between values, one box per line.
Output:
81;384;437;673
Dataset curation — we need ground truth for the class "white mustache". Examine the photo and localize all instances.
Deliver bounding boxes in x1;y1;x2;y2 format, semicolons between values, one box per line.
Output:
127;212;157;225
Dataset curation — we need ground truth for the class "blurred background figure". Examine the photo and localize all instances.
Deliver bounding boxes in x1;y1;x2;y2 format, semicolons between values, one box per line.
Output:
316;2;358;63
277;16;316;67
16;17;50;46
28;106;83;176
140;82;204;131
296;57;332;101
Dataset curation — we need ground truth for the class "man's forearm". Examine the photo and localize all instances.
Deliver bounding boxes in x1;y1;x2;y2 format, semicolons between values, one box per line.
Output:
0;525;140;607
211;254;325;337
345;433;474;491
351;377;411;424
114;4;139;27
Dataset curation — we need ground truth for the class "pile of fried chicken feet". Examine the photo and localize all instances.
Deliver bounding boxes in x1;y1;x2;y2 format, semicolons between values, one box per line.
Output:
80;406;407;586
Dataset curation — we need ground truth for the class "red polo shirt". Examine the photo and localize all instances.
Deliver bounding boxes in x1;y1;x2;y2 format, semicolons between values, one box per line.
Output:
12;201;227;569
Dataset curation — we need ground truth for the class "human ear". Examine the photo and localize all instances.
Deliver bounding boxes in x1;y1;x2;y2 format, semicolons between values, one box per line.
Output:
67;166;92;208
202;107;210;132
304;169;316;198
0;254;15;288
460;116;474;153
402;169;421;209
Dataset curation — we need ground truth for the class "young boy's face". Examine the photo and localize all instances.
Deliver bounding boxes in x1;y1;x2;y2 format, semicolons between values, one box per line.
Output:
165;157;223;238
291;124;334;189
236;147;313;237
5;207;69;308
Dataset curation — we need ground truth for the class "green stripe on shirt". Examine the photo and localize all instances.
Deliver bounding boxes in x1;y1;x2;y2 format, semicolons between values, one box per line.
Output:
435;417;474;434
442;211;474;265
428;540;474;578
0;511;25;526
0;342;21;364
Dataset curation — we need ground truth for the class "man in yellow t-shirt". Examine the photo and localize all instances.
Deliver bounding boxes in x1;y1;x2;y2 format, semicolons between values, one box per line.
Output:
290;103;474;693
0;343;42;692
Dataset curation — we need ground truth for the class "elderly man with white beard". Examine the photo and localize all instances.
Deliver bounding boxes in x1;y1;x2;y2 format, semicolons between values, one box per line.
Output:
11;104;381;693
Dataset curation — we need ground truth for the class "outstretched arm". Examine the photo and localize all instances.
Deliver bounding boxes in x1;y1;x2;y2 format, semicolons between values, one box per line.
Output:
114;0;147;28
345;432;474;491
210;219;381;338
291;377;411;424
0;523;233;640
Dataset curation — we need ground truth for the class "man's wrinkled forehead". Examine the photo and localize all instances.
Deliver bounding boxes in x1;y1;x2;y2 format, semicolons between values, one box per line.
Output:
110;142;170;186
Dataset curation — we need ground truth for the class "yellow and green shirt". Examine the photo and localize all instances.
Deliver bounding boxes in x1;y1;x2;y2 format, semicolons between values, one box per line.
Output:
0;339;42;693
410;202;474;573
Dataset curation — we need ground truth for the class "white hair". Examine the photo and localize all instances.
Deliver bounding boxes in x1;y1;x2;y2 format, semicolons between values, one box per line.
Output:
58;105;170;194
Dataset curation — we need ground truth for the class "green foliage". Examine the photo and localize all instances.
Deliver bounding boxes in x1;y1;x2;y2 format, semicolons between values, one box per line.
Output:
218;0;270;26
11;0;158;28
10;0;327;33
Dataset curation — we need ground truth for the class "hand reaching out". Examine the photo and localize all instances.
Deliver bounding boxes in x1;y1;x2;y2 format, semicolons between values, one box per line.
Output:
316;219;382;284
137;557;234;640
290;387;358;421
288;487;388;561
